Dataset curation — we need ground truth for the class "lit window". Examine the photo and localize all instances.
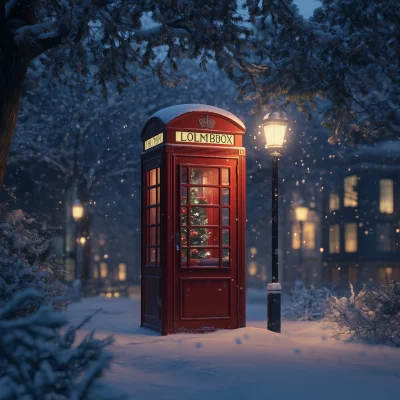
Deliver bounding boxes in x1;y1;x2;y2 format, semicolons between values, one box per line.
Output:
329;193;340;211
329;225;340;254
248;261;257;276
118;263;127;281
303;222;315;249
292;223;300;249
344;175;358;207
345;223;357;253
93;267;99;279
377;267;393;284
379;179;394;214
377;224;394;252
100;262;108;278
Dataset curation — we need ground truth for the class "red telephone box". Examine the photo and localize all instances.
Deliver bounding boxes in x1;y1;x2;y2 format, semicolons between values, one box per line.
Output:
140;104;246;335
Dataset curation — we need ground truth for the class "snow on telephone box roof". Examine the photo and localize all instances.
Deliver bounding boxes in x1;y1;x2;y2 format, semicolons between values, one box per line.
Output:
149;104;246;130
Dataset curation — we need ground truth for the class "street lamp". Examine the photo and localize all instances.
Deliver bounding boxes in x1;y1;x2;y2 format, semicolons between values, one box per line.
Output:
295;206;309;281
72;199;84;281
262;109;288;333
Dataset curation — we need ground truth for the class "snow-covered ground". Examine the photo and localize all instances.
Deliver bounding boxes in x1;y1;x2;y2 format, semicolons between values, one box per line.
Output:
66;289;400;400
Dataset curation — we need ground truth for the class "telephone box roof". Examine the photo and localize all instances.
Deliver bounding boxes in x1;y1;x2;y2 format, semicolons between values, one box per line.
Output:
149;104;245;130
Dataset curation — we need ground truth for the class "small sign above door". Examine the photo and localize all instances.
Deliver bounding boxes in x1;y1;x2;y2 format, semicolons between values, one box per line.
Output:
144;132;163;150
176;131;234;146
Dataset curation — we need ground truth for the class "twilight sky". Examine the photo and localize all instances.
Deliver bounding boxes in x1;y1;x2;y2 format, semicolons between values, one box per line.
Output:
293;0;320;18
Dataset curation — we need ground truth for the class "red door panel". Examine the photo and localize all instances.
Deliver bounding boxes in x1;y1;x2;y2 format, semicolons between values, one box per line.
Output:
174;156;238;331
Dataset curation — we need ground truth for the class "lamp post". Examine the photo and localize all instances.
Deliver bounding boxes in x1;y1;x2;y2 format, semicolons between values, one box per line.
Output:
72;199;84;282
262;109;288;333
295;206;309;281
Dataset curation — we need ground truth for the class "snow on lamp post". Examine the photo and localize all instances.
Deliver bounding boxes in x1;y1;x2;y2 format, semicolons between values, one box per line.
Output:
295;206;309;280
262;108;288;333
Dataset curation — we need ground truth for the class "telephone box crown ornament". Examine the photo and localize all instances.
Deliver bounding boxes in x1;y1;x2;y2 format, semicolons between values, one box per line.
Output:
140;104;247;335
199;115;216;129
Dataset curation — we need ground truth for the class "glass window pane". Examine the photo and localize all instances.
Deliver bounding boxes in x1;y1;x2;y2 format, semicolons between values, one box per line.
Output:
157;227;160;244
190;227;219;246
149;169;157;186
156;167;161;185
157;186;160;204
181;167;188;184
149;227;157;245
148;207;157;225
190;167;219;185
190;187;219;205
222;188;230;205
156;206;160;224
345;223;357;253
156;247;160;264
181;207;188;226
380;179;394;214
181;187;187;204
181;228;187;246
222;229;230;246
146;171;150;187
222;168;230;185
149;188;157;205
222;208;230;226
189;248;219;267
148;248;156;265
222;249;230;267
181;248;188;267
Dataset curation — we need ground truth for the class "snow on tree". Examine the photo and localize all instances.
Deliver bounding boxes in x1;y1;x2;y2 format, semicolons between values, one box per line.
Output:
240;0;400;144
328;281;400;346
0;206;67;316
0;289;118;399
1;0;250;189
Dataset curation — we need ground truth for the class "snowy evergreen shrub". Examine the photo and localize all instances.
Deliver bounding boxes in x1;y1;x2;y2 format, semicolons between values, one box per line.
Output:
328;281;400;346
0;289;115;399
283;285;332;321
0;206;67;316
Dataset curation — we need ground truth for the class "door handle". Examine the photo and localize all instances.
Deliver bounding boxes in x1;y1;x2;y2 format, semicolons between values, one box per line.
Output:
176;231;180;251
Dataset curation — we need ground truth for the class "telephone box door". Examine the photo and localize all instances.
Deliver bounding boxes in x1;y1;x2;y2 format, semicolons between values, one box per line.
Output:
175;156;239;331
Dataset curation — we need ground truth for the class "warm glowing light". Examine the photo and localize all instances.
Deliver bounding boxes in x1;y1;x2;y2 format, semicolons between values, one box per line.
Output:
319;247;324;253
106;292;112;298
79;237;86;245
345;223;357;253
72;199;84;221
118;263;127;281
250;247;257;255
262;110;288;150
93;267;99;279
295;206;309;222
104;254;109;259
99;238;105;246
248;261;257;276
100;262;108;278
94;255;100;262
114;292;120;298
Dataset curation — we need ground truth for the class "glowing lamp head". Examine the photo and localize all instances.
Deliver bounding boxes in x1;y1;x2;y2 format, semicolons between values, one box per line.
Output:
295;206;309;222
262;110;289;153
72;199;84;221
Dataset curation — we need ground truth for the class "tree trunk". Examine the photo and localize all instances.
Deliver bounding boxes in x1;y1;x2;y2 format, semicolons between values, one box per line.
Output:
0;50;28;190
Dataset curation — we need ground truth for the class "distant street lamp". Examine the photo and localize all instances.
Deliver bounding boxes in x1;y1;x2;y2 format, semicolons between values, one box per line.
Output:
295;206;309;280
72;199;84;281
262;109;288;333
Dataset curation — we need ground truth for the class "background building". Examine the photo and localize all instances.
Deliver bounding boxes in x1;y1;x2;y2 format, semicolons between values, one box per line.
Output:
322;137;400;289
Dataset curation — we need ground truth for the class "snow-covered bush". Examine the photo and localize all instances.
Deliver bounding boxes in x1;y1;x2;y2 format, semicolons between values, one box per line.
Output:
283;285;332;321
0;207;67;316
328;281;400;346
0;289;115;399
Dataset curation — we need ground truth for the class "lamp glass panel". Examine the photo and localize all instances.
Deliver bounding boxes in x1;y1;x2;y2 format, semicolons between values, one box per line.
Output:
264;124;286;148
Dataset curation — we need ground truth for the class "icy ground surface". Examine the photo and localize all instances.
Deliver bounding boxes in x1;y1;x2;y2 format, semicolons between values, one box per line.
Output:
66;289;400;400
